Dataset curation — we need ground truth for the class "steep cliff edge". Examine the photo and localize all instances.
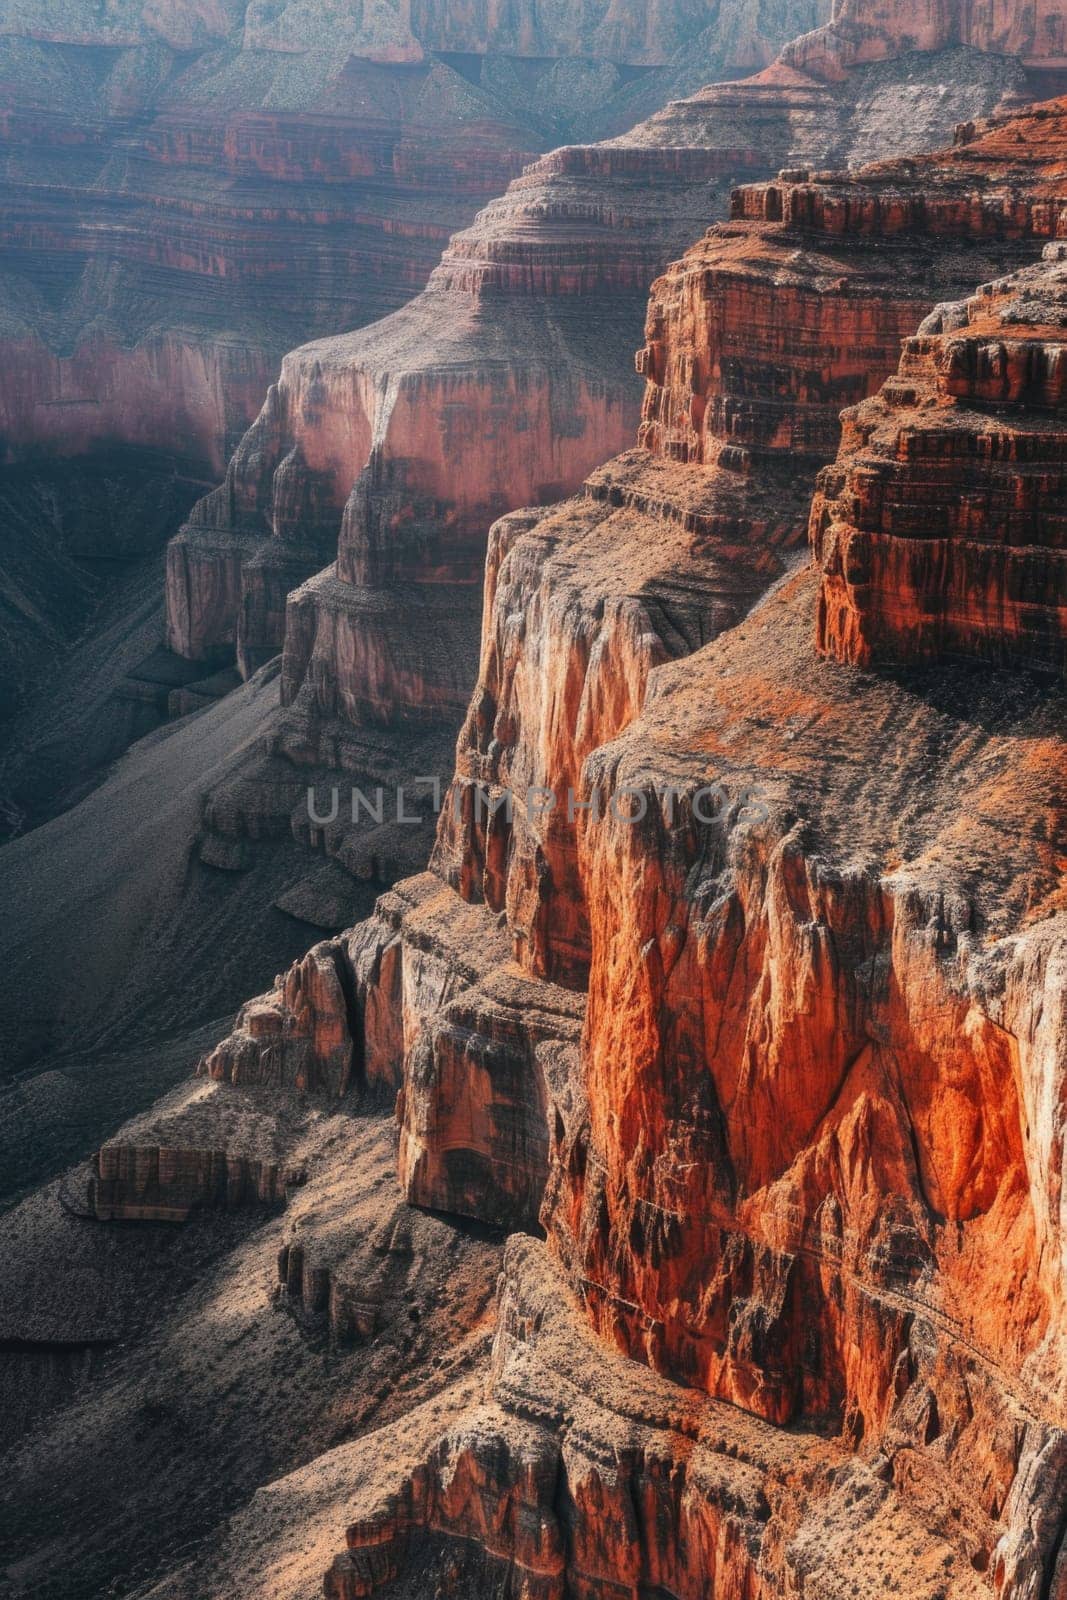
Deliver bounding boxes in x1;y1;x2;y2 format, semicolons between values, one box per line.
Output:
814;244;1067;673
783;0;1067;82
157;38;1031;965
348;219;1067;1600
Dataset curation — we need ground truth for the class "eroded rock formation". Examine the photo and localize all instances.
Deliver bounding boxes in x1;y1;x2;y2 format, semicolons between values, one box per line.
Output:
157;29;1032;972
814;244;1067;674
6;42;1067;1600
174;98;1067;1598
0;0;832;475
166;35;1028;681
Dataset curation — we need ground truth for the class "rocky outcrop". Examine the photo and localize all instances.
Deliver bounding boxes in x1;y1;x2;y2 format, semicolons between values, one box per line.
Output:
177;1232;1033;1600
814;244;1067;674
197;872;584;1228
784;0;1067;81
87;1079;312;1222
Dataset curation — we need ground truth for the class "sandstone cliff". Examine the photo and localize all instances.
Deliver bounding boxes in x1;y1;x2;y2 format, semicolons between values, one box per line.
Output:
167;35;1026;673
5;46;1067;1600
158;34;1029;969
784;0;1067;81
814;250;1067;674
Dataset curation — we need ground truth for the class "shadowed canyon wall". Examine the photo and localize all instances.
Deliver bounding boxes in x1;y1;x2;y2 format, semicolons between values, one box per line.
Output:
0;0;833;475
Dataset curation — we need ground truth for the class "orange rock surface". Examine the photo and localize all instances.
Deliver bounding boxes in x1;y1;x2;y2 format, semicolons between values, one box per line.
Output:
814;244;1067;674
340;100;1067;1597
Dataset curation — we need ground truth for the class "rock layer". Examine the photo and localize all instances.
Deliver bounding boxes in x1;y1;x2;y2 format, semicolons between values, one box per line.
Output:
8;49;1067;1600
814;245;1067;674
0;0;833;474
166;37;1028;675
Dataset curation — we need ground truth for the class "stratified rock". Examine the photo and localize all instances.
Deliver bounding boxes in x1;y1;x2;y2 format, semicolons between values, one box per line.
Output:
200;939;359;1097
196;99;1067;1600
165;38;1028;679
10;46;1067;1600
0;0;833;474
433;99;1064;986
813;247;1067;673
87;1078;313;1221
200;871;584;1227
176;1235;1030;1600
783;0;1067;83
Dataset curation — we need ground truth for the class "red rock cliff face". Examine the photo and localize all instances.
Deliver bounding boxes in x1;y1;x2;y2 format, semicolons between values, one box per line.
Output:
432;101;1060;991
165;34;1027;704
813;245;1067;674
783;0;1067;78
152;39;1030;947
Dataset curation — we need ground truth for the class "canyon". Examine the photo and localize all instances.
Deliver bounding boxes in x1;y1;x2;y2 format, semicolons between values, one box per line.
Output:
2;83;1065;1600
0;0;831;477
3;5;1067;1600
154;22;1034;996
0;0;1033;1116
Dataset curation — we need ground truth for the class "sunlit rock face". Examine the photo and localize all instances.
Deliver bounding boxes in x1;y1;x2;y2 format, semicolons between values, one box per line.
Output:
431;100;1060;992
813;248;1067;674
280;99;1067;1597
23;47;1067;1600
783;0;1067;80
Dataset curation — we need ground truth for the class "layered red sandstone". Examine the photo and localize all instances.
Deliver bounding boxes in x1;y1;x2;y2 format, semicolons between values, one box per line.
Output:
0;79;541;476
162;121;770;674
164;31;1028;734
814;245;1067;673
174;101;1067;1597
